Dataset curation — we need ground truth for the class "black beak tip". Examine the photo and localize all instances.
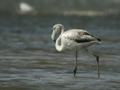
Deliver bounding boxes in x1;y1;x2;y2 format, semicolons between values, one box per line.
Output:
53;39;56;43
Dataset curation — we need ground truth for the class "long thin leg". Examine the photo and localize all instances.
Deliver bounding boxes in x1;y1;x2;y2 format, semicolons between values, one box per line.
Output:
73;48;78;77
94;55;100;79
84;48;100;79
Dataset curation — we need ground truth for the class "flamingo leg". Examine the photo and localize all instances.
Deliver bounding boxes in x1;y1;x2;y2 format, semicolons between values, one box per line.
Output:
94;55;100;79
84;48;100;79
73;48;78;77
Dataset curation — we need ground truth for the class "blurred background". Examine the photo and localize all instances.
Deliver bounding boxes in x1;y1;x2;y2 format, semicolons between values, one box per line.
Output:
0;0;120;16
0;0;120;90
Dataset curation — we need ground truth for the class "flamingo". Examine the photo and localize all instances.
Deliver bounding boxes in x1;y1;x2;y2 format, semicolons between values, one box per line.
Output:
51;24;101;78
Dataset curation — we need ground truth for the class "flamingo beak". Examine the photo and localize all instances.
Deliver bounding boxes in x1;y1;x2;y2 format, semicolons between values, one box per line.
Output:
51;31;56;42
53;39;56;43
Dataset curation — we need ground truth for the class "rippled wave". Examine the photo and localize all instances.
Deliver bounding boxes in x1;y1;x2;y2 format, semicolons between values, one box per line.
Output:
0;15;120;90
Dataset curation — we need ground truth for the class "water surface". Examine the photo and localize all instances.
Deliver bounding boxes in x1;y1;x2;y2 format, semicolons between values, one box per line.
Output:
0;15;120;90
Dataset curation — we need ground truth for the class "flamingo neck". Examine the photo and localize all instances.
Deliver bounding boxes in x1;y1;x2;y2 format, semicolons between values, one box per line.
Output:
55;29;64;52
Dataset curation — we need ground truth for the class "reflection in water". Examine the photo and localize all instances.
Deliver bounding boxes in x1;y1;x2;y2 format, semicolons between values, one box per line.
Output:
0;15;120;90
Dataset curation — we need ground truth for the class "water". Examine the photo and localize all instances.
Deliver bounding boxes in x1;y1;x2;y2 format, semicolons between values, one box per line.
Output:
0;15;120;90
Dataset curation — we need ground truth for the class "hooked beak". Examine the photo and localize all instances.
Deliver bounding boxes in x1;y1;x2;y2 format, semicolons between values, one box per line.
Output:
51;31;56;43
53;39;56;43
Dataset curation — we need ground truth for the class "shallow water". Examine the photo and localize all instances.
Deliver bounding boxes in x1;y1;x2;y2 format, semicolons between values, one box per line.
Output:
0;15;120;90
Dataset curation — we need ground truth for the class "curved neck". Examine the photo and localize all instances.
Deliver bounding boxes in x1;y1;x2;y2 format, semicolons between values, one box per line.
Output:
55;29;64;52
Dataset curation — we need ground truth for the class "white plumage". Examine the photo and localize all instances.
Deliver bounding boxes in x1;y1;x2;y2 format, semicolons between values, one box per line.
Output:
51;24;101;78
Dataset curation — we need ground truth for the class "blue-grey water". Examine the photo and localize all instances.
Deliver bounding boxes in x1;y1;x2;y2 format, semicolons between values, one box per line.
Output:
0;15;120;90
